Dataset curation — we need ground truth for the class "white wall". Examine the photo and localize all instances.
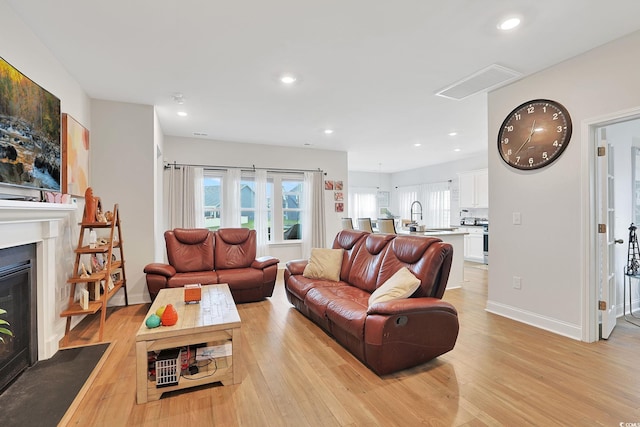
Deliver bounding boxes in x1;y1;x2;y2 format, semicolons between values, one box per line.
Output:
154;112;165;261
90;100;156;305
487;29;640;339
348;171;391;191
0;1;93;336
163;136;348;263
0;0;90;202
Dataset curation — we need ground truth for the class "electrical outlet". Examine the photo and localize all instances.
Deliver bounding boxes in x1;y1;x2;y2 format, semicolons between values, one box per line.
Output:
513;212;521;225
513;276;522;290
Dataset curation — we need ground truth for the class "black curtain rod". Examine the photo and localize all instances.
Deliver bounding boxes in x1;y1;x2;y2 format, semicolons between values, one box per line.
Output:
164;162;326;175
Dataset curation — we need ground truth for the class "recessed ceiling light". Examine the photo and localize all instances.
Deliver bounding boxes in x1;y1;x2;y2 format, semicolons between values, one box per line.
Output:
280;74;297;84
414;143;422;147
454;148;461;152
448;132;458;136
324;129;334;135
497;17;521;31
177;111;187;117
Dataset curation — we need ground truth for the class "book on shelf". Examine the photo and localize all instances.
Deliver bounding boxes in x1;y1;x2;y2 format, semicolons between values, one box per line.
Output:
195;343;232;361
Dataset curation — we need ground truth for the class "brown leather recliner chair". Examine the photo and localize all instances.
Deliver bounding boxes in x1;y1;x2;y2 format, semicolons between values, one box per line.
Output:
144;228;279;303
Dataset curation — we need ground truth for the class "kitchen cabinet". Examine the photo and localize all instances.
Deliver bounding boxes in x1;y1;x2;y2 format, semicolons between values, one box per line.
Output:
459;226;484;262
458;169;488;208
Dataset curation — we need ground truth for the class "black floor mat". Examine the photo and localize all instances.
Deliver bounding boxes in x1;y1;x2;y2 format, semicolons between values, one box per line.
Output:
0;343;110;427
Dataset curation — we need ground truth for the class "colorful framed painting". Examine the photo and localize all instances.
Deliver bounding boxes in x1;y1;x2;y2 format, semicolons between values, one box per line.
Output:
62;113;89;196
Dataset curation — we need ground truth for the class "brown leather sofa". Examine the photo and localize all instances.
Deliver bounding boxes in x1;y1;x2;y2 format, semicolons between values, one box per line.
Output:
284;229;458;375
144;228;279;303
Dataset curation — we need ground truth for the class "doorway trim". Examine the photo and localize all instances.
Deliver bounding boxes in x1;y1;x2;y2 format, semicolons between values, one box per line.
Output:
583;106;640;342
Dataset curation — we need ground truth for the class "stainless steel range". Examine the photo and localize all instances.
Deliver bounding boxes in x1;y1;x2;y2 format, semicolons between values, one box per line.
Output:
483;224;489;264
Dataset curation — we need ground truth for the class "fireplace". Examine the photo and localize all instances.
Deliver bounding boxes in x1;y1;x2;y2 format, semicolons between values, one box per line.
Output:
0;199;76;365
0;244;37;392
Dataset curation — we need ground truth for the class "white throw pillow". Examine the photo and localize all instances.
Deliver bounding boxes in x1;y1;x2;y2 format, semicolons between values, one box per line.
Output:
302;248;343;282
368;267;420;307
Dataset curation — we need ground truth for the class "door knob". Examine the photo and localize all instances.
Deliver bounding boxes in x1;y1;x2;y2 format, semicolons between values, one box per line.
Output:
615;239;624;244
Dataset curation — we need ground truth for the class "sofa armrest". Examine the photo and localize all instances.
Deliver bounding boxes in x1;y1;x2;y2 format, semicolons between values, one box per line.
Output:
366;297;457;316
252;256;279;269
143;263;176;278
285;259;308;276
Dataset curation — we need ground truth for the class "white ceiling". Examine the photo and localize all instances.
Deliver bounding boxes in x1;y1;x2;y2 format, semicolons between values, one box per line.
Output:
7;1;640;173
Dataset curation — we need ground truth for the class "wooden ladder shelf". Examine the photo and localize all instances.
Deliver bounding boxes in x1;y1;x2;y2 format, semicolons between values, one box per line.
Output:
61;203;128;344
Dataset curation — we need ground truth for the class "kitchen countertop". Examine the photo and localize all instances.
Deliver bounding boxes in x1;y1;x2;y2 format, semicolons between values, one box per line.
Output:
399;230;469;237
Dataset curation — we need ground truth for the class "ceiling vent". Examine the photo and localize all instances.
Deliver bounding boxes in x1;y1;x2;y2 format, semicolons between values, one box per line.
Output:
435;64;521;100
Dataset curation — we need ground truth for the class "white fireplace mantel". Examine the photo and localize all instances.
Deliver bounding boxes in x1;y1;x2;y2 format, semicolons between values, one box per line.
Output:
0;199;78;360
0;199;76;224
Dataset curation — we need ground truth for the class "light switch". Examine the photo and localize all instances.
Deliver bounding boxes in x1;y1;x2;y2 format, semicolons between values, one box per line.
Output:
513;276;522;289
513;212;521;225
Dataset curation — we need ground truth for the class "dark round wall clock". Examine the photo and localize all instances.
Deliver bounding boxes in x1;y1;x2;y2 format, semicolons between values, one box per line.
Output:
497;99;572;170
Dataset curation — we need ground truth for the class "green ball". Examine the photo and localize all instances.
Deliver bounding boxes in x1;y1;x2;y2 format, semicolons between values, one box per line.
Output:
145;313;161;328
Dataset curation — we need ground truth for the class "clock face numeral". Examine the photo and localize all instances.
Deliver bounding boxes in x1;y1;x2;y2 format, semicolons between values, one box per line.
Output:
497;99;572;170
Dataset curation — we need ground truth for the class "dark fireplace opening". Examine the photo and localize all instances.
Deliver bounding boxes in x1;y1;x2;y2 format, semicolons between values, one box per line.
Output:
0;243;37;393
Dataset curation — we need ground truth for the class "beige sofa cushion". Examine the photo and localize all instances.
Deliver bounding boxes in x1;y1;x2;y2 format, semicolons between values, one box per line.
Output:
303;248;343;282
368;267;420;307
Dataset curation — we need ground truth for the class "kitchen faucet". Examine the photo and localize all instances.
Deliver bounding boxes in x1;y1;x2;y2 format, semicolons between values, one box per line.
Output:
410;200;423;222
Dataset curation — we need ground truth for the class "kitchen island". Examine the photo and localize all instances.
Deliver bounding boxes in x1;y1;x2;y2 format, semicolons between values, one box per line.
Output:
398;229;467;289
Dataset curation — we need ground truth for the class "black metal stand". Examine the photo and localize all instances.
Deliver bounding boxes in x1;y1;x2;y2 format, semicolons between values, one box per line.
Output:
623;274;640;326
624;223;640;326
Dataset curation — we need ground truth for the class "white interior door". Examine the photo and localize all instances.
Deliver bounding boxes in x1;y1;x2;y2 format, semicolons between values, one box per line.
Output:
598;127;617;339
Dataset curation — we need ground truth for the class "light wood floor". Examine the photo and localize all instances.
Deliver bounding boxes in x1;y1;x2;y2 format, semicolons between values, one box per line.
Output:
61;264;640;426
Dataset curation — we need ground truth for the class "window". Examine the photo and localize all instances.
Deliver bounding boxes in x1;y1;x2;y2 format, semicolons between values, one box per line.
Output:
422;182;450;228
240;176;256;229
203;174;222;231
281;177;303;240
348;187;377;220
202;170;303;243
395;186;419;223
240;174;274;238
393;183;450;228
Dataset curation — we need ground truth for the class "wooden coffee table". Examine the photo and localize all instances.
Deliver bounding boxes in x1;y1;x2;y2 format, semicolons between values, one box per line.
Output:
135;284;242;404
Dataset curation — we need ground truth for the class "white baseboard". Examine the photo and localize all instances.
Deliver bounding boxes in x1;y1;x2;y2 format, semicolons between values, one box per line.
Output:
485;300;582;340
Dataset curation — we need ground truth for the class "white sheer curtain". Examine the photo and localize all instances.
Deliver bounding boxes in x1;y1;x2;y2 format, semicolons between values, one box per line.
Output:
394;185;420;223
302;171;326;258
167;165;205;229
222;168;241;228
254;169;269;257
421;181;451;228
348;187;377;220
